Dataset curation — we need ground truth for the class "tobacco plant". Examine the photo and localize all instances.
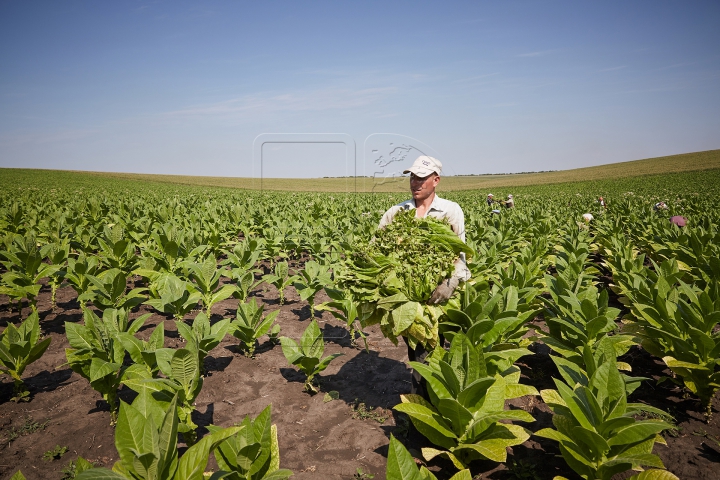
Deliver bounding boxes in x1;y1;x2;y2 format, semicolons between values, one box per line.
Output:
280;319;343;393
316;287;367;349
75;393;242;480
143;226;202;276
64;252;101;307
0;233;60;311
262;261;294;305
176;311;230;374
118;322;174;379
386;435;471;480
186;254;237;315
394;333;537;470
65;307;151;420
143;272;202;319
292;260;332;316
536;351;676;480
623;277;720;417
222;238;263;301
208;404;294;479
122;348;204;445
235;270;263;302
230;298;280;357
97;224;137;274
552;229;601;290
41;238;70;307
1;201;24;235
83;268;146;311
0;310;52;402
540;274;635;370
441;283;539;349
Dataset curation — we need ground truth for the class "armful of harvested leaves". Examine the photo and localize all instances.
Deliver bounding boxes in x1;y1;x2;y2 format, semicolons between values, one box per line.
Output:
337;209;473;349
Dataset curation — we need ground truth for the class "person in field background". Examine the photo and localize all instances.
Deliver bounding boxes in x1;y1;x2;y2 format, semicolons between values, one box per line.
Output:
378;155;471;397
486;193;494;206
652;201;686;226
504;194;514;208
670;215;687;227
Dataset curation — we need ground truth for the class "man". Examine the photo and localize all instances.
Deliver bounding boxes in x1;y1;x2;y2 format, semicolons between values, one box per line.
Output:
378;155;470;295
486;193;494;207
378;155;470;396
505;194;515;209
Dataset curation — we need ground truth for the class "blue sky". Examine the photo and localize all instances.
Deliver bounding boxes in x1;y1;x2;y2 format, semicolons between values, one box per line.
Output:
1;1;718;178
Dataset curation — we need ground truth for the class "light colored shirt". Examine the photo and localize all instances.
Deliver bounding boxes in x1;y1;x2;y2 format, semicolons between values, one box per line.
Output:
379;195;466;241
378;195;470;281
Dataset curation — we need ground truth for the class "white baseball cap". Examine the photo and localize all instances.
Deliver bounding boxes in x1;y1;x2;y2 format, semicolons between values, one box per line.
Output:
404;155;442;177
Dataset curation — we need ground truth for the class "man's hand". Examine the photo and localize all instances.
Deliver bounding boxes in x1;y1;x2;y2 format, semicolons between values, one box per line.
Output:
429;276;460;304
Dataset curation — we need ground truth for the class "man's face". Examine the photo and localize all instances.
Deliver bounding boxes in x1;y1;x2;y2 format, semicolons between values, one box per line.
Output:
410;172;440;202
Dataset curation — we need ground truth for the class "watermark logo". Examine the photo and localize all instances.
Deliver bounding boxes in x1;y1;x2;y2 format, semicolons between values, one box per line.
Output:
254;133;441;193
252;133;356;192
364;134;441;193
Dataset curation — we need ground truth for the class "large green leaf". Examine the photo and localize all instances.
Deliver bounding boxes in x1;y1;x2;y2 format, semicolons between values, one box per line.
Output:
301;319;323;358
392;301;422;336
607;421;672;447
75;469;128;480
170;348;198;390
280;337;302;364
435;398;473;436
453;424;530;462
115;400;152;468
386;435;432;480
394;395;457;450
89;357;121;383
571;426;609;461
25;336;51;366
628;470;680;480
176;426;242;480
65;322;95;351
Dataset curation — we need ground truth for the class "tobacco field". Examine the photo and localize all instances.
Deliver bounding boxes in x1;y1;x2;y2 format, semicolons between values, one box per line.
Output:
1;168;719;480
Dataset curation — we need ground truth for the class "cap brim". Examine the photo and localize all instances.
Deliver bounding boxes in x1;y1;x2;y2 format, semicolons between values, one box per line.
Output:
403;166;437;177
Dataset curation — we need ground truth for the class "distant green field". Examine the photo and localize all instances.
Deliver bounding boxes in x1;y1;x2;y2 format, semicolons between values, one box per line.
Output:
2;148;719;193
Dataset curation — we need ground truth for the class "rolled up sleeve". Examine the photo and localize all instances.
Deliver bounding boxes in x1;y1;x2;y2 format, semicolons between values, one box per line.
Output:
379;205;401;229
437;200;465;242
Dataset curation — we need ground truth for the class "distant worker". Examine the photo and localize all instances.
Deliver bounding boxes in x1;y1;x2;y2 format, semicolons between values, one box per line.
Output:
486;193;494;207
598;196;606;209
505;194;514;209
670;215;687;227
654;201;668;211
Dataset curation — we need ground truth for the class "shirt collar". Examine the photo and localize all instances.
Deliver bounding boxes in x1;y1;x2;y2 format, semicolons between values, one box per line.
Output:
428;194;444;212
410;194;444;212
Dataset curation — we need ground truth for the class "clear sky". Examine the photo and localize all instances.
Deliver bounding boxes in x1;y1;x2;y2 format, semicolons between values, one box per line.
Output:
1;1;718;178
